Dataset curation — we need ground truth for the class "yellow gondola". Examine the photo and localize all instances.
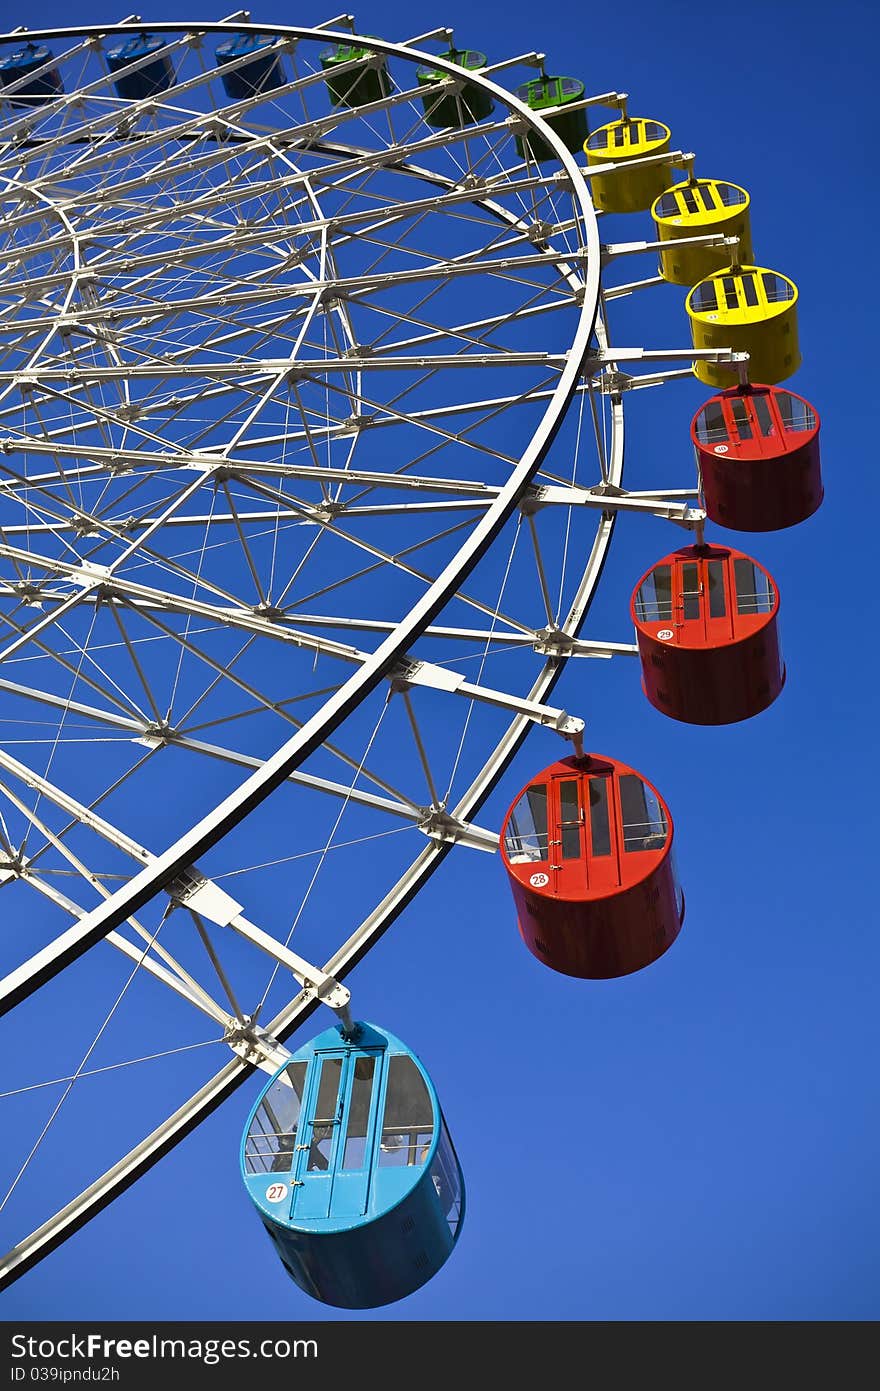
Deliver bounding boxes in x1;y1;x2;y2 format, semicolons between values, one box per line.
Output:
652;178;753;286
687;265;800;388
584;117;671;213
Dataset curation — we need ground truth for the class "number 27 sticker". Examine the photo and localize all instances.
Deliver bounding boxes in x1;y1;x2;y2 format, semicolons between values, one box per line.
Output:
266;1182;288;1203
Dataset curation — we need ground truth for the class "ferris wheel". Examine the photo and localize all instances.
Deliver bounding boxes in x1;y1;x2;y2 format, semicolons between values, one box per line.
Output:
0;17;820;1306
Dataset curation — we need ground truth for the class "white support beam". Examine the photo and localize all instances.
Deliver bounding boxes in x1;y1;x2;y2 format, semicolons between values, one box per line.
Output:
224;1023;294;1078
170;730;498;850
595;367;697;393
583;148;686;181
168;869;351;1012
393;657;585;740
2;165;572;279
0;746;152;868
602;232;738;263
604;274;665;300
313;14;355;31
416;806;500;854
589;347;748;367
532;632;639;659
18;865;233;1028
529;482;704;525
0;350;571;385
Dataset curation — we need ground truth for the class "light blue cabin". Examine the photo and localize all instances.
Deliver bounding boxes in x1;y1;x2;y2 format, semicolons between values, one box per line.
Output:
241;1021;465;1308
0;44;63;106
215;34;286;101
106;35;174;101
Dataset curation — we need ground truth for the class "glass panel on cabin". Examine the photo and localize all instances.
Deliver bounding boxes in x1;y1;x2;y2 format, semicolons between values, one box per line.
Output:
721;276;739;310
613;124;627;147
733;557;775;614
697;181;719;211
644;121;666;140
655;190;681;218
588;776;612;857
716;184;748;206
690;280;718;313
707;560;726;618
753;394;776;438
307;1056;343;1172
430;1122;464;1238
681;562;700;620
342;1055;377;1169
588;128;610;149
730;397;754;441
245;1060;308;1174
560;77;582;96
761;272;794;303
695;398;727;445
378;1056;434;1167
619;774;668;852
776;391;816;433
505;784;549;862
742;274;759;308
559;779;582;859
681;186;700;215
635;563;672;621
668;846;685;918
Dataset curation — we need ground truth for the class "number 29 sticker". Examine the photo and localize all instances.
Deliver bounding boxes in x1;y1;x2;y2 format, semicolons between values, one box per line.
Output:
266;1182;288;1203
656;628;674;641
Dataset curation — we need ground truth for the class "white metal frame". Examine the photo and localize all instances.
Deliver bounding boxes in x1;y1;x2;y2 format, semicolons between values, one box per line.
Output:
0;16;736;1288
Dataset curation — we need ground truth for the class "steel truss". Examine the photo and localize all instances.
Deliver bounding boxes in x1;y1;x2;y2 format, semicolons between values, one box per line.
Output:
0;17;733;1288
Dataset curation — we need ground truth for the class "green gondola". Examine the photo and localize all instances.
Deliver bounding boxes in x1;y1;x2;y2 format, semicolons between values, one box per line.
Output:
320;40;391;108
416;48;493;128
514;76;587;162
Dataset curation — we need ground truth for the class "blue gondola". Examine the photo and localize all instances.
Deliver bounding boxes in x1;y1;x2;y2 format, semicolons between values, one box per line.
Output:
106;34;174;101
241;1021;465;1308
0;43;63;106
215;34;286;101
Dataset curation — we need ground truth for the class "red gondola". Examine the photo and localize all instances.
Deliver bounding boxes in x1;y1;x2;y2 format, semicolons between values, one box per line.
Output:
499;754;684;979
692;385;822;532
631;543;784;725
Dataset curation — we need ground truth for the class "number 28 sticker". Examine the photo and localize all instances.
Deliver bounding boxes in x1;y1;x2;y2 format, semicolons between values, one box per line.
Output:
529;872;550;888
266;1182;288;1203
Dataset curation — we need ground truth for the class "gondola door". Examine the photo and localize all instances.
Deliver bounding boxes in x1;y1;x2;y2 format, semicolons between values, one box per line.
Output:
674;551;733;648
290;1052;345;1221
329;1049;383;1220
548;772;585;897
289;1047;384;1221
548;765;621;897
702;551;734;648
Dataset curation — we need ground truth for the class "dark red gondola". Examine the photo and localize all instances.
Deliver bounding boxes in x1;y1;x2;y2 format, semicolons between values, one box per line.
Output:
500;754;684;980
692;385;822;532
631;543;784;725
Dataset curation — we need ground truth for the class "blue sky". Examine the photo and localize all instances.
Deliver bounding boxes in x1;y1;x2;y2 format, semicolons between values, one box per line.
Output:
0;0;877;1323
